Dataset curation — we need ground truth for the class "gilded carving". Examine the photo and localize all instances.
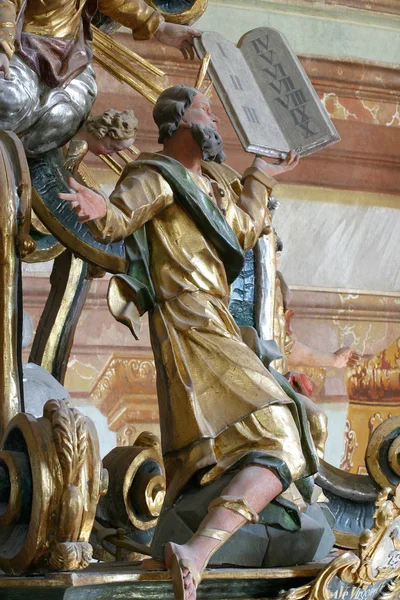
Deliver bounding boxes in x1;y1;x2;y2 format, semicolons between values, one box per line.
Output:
365;417;400;491
283;485;400;599
98;432;166;532
49;541;93;571
92;26;165;105
340;420;358;471
0;400;107;574
0;132;35;434
0;0;399;593
379;577;400;600
44;400;91;567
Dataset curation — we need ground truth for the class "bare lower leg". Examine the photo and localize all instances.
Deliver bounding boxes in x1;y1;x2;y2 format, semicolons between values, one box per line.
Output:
165;466;283;599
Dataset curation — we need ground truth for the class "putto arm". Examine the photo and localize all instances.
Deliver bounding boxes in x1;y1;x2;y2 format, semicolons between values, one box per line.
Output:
98;0;164;40
0;0;17;59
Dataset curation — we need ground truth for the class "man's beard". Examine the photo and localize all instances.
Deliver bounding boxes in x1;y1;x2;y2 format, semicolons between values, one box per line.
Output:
191;124;226;164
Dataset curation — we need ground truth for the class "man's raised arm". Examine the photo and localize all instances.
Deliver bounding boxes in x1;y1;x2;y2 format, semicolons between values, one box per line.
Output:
58;167;174;243
226;151;299;251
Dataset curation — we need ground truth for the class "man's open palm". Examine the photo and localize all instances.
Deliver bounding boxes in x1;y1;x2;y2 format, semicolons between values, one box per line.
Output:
254;150;300;177
58;177;107;222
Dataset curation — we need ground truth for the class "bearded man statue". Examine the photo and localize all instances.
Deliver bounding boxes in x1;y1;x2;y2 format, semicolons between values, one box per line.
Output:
58;85;332;600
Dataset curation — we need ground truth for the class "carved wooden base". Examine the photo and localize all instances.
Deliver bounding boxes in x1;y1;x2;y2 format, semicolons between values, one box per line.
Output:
0;562;325;599
0;561;399;600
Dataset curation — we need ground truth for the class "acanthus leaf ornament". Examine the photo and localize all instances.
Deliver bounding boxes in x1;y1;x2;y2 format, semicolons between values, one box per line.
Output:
0;399;107;574
282;484;400;600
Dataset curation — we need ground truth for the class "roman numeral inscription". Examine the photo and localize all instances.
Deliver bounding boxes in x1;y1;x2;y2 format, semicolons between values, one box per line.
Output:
217;42;228;58
243;106;260;124
230;74;244;91
250;38;275;64
251;36;319;139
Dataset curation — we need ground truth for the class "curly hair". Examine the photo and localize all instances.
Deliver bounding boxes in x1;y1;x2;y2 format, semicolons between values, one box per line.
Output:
153;85;198;144
86;109;138;141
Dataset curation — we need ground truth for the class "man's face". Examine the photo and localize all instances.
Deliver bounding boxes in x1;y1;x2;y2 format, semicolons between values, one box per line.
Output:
177;91;226;163
181;92;219;131
86;132;135;156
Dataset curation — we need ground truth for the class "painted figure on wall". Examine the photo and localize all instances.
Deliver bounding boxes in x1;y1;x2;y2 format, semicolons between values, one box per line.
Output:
271;258;360;458
249;204;360;459
228;201;361;463
0;0;200;155
59;84;325;599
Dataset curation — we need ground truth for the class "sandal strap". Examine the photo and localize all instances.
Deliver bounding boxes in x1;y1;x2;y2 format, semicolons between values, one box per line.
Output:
193;527;231;542
208;495;260;524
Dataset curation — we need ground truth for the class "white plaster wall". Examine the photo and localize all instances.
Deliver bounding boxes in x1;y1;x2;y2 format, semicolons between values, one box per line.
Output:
318;401;349;467
196;0;400;66
273;186;400;292
78;405;117;458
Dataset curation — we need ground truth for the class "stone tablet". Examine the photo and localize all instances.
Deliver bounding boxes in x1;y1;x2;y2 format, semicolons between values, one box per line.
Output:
195;32;288;159
195;29;339;158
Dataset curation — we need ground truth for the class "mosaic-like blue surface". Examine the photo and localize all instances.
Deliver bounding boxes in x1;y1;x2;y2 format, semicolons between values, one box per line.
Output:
229;249;256;327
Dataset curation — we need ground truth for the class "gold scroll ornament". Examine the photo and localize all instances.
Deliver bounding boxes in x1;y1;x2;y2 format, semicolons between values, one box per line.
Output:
98;431;165;532
366;416;400;492
0;400;108;574
283;485;400;599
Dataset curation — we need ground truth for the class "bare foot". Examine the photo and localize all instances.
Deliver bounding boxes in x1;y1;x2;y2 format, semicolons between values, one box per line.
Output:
165;542;203;600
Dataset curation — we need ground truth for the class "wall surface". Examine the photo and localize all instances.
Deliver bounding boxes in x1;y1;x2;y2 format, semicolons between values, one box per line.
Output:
196;0;400;64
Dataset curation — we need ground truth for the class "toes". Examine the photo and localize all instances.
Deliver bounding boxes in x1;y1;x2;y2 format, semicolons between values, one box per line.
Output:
185;574;197;598
183;571;192;588
183;571;196;597
187;582;197;600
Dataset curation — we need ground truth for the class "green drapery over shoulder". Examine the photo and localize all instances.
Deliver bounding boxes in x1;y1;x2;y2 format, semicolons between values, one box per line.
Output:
107;154;245;337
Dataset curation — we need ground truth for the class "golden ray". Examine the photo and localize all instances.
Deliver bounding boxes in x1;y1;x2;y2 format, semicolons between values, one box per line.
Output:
98;154;123;176
195;52;211;90
203;81;214;98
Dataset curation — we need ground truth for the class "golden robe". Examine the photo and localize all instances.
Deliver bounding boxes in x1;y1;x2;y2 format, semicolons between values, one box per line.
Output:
0;0;162;58
89;154;307;501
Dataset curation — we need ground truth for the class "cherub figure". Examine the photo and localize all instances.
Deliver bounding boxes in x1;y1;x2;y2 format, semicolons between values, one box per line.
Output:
78;108;139;155
64;108;139;174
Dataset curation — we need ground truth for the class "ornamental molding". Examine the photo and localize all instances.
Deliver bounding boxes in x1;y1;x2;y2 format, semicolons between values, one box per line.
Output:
91;352;157;411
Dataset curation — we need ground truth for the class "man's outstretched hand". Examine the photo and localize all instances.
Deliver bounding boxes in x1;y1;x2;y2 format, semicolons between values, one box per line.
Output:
254;150;300;177
58;177;107;223
154;22;201;60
